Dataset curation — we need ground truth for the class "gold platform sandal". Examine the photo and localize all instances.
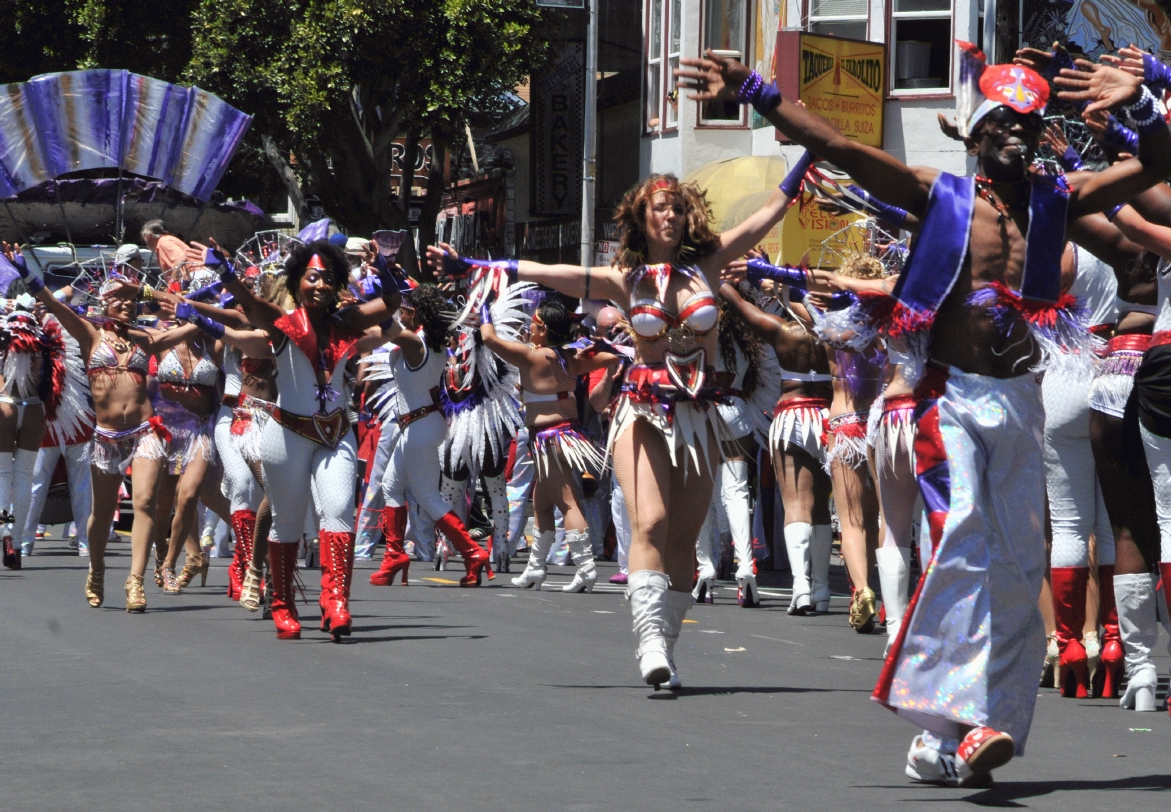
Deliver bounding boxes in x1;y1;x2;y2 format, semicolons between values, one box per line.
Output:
85;566;105;608
153;540;169;588
849;586;877;634
125;573;147;613
176;549;203;589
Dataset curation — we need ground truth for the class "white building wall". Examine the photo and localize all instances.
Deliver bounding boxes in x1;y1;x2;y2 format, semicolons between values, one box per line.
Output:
643;0;981;178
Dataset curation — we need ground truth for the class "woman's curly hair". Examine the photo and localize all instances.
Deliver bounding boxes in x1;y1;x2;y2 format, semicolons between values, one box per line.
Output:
283;240;350;307
718;282;764;399
407;284;454;353
612;174;721;270
838;252;886;280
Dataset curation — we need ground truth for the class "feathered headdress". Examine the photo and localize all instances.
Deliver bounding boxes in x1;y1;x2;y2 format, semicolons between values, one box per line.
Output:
956;40;1049;138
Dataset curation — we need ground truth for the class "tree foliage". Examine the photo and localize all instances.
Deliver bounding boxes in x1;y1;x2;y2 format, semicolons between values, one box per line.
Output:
185;0;554;252
0;0;554;265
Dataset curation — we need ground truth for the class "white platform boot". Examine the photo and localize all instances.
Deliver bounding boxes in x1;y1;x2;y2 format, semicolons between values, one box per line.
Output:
627;570;672;689
722;459;759;608
562;529;597;593
662;588;694;690
1115;572;1158;712
511;529;554;590
877;546;911;656
809;524;833;613
783;522;812;615
693;507;716;603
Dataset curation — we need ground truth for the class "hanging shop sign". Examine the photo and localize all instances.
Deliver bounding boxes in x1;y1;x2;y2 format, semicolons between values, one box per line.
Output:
773;31;885;149
531;40;585;217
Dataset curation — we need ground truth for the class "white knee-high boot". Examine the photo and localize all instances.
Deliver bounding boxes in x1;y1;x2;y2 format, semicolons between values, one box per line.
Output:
483;473;510;571
662;588;694;690
876;546;911;655
562;529;596;593
784;522;813;615
720;459;754;578
693;504;716;603
11;449;36;556
810;524;834;613
512;529;553;589
1115;573;1158;712
0;450;14;567
0;451;13;521
627;570;672;689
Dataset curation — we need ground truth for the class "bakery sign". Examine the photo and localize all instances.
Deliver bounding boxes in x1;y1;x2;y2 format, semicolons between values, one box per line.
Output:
774;31;886;149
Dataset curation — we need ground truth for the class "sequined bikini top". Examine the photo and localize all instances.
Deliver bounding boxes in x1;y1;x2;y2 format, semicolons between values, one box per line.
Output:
157;346;219;388
628;264;719;341
87;332;149;381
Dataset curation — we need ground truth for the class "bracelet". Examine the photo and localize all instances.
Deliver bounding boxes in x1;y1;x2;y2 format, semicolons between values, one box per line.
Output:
584;266;591;299
736;70;782;116
140;284;154;302
1106;204;1124;222
1122;85;1164;135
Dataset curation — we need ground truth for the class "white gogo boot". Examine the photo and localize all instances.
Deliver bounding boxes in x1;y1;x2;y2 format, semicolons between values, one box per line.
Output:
562;529;596;593
693;508;716;603
783;522;812;615
512;529;554;590
876;546;911;656
662;588;694;690
809;524;833;613
627;570;672;689
1115;572;1159;712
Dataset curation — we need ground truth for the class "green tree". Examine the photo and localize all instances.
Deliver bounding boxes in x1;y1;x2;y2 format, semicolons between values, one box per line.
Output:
186;0;553;267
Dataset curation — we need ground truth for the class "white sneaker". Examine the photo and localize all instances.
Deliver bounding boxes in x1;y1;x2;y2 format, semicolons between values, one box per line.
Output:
905;735;960;787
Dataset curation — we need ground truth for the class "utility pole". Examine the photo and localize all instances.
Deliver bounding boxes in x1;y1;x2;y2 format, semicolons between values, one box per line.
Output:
579;0;598;272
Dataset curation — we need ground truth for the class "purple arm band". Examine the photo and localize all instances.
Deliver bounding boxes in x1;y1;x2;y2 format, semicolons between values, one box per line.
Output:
745;258;808;288
1103;115;1139;153
1144;52;1171;95
204;246;238;283
1057;145;1084;173
175;302;225;339
737;70;782;116
846;185;908;228
780;151;813;198
187;280;224;302
789;288;854;310
480;302;493;325
443;254;518;283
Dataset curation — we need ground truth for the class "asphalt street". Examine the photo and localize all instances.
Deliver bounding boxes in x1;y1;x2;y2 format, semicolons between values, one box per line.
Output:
3;535;1170;812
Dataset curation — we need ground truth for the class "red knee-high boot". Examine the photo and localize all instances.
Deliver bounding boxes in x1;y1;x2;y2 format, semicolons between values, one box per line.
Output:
268;541;301;640
227;510;256;601
435;511;489;587
1051;566;1090;698
370;505;410;586
1096;564;1123;698
320;531;355;640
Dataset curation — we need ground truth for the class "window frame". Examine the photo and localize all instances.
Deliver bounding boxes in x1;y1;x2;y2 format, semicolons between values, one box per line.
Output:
886;0;955;98
805;0;870;41
696;0;753;129
644;0;682;135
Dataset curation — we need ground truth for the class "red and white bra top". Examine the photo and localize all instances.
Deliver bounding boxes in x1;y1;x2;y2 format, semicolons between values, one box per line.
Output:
628;264;719;340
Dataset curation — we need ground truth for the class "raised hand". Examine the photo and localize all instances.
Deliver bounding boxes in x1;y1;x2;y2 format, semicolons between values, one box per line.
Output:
1041;123;1071;154
1055;61;1143;114
1100;44;1146;78
1013;47;1054;75
722;258;749;283
675;50;752;103
937;113;962;142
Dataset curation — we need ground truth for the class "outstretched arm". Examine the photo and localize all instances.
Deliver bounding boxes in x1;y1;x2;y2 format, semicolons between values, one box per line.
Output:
1056;62;1171;217
1111;205;1171;260
425;243;628;305
718;282;784;344
2;242;99;352
377;318;426;368
480;321;540;369
676;52;936;216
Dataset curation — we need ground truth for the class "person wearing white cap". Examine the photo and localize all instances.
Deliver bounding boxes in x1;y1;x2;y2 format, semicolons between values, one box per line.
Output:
114;244;143;273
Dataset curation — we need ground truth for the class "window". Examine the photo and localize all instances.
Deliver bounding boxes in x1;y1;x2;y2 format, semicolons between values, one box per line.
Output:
890;0;952;93
700;0;750;125
645;0;681;132
808;0;868;41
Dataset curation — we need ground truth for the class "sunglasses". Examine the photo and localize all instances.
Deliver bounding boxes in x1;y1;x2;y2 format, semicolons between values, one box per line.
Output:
981;107;1045;136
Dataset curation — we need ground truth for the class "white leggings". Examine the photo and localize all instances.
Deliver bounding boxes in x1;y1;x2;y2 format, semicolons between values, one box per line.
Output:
1042;366;1114;568
21;442;92;548
382;412;449;522
215;407;261;514
259;418;357;544
1139;424;1171;563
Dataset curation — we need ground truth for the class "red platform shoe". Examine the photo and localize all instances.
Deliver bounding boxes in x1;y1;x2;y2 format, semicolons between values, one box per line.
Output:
268;541;302;640
435;512;488;587
1051;566;1090;698
227;510;256;601
370;505;410;586
319;531;355;641
1096;564;1124;699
